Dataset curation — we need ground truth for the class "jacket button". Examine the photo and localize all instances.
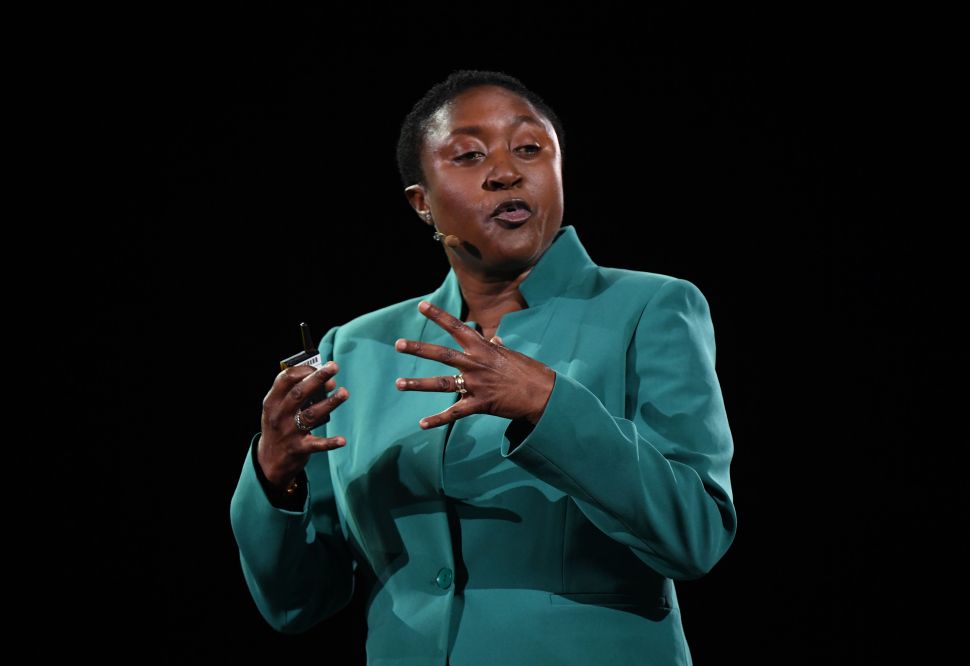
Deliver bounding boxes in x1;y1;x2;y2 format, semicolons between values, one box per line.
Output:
435;567;453;589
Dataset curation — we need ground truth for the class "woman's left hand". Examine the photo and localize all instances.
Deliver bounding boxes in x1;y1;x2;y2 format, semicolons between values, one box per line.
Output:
394;300;555;429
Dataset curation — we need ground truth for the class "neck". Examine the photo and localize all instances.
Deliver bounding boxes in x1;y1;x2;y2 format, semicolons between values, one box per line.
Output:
451;263;532;327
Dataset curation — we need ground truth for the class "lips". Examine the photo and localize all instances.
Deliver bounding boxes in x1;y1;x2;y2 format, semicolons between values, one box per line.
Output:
490;198;533;224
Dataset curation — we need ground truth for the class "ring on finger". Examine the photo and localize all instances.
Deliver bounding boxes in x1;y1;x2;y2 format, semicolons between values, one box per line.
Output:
454;373;468;395
295;409;312;433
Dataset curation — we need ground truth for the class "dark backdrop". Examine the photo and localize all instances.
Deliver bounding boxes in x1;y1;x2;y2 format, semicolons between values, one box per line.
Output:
58;7;957;664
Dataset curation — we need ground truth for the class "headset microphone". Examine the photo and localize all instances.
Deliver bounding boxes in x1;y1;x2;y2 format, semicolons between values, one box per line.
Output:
431;222;462;247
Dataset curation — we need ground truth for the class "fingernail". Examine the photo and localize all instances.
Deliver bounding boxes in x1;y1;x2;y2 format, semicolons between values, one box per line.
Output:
395;339;407;350
419;419;429;428
396;378;406;389
418;300;431;313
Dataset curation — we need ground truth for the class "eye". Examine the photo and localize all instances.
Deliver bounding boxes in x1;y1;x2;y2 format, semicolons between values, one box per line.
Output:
455;151;484;162
517;145;541;155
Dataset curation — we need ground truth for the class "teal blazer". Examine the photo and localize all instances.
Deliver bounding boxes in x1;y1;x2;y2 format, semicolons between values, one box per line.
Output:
230;224;737;665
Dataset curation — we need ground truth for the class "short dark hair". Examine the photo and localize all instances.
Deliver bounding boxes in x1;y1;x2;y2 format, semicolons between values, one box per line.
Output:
395;69;566;189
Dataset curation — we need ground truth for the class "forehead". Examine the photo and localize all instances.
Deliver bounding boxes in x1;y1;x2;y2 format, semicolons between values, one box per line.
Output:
424;85;553;149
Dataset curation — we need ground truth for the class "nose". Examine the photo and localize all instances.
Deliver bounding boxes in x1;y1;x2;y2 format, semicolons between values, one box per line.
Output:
483;148;523;190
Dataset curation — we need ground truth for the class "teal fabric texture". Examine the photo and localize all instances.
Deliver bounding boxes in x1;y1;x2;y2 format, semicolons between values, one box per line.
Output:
230;224;737;665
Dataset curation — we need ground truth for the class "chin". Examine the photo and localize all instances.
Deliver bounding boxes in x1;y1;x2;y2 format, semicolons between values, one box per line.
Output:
467;220;546;270
483;244;544;276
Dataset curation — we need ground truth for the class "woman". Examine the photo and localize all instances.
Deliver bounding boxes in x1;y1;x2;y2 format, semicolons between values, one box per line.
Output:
230;69;737;665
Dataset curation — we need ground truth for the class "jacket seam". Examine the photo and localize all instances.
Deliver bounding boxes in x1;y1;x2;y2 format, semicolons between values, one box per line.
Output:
624;278;680;421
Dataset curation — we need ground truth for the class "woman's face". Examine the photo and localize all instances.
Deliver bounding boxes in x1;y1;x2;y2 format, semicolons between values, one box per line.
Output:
406;85;564;278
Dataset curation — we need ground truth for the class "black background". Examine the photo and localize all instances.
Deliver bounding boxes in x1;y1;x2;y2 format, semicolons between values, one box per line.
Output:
57;6;959;664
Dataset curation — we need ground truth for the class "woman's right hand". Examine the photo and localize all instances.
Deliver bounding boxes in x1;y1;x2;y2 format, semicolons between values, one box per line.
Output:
257;361;350;490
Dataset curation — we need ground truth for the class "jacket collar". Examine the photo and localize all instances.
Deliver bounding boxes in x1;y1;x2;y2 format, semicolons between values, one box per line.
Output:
427;224;596;318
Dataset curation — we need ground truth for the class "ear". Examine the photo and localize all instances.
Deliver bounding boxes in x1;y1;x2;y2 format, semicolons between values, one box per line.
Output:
404;185;432;224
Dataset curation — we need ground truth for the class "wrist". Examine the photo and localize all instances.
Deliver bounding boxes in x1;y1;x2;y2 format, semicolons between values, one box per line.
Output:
524;367;555;424
264;469;305;508
266;470;301;495
256;450;293;491
252;433;305;508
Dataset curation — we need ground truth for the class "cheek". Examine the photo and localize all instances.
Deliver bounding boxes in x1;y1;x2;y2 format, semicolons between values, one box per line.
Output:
537;171;564;205
437;181;479;212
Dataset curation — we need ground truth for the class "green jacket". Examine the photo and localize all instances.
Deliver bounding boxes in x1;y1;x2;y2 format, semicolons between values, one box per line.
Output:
230;224;737;665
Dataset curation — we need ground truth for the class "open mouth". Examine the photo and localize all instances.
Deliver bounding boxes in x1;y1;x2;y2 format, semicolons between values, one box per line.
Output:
490;199;532;226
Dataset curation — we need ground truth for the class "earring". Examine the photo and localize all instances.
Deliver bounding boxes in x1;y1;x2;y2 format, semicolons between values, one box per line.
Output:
423;211;445;242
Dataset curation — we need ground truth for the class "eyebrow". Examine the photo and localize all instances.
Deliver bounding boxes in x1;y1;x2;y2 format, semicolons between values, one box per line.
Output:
448;114;545;137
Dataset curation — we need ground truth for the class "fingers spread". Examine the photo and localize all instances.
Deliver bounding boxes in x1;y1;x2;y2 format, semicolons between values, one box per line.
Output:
395;375;456;392
286;362;340;406
394;338;471;369
417;300;481;346
299;386;350;429
301;435;347;454
418;399;477;429
264;363;317;406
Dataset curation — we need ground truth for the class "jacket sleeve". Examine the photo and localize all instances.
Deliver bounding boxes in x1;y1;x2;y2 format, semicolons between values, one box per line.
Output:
229;324;355;633
500;278;737;580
